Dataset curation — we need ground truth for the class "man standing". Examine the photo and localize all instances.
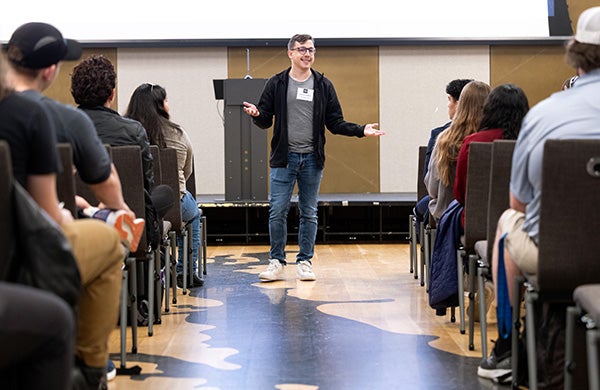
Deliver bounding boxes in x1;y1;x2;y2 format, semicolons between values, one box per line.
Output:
478;6;600;381
243;34;385;282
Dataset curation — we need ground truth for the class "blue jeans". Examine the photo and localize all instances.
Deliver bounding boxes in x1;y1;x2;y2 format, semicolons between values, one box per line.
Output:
269;152;323;264
176;190;200;274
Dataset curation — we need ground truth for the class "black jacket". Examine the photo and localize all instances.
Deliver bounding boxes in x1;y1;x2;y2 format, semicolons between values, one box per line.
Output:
79;106;154;190
253;68;365;168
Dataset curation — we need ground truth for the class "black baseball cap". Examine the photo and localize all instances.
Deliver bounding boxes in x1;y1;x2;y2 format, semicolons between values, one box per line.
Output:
6;22;82;69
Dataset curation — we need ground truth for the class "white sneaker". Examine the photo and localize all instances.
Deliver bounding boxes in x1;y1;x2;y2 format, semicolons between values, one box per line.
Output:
297;261;316;281
106;359;116;381
259;259;284;281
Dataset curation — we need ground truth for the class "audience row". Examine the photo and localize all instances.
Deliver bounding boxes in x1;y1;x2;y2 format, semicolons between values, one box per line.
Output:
415;6;600;387
0;21;203;389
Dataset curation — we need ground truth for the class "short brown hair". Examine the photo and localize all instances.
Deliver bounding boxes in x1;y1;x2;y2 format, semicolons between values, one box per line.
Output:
565;39;600;72
288;34;313;50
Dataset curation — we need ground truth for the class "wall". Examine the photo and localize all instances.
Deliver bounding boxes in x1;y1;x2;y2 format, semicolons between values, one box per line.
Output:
44;0;596;196
44;42;578;196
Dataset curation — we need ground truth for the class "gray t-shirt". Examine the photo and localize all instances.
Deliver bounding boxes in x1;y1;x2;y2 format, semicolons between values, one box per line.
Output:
287;75;314;153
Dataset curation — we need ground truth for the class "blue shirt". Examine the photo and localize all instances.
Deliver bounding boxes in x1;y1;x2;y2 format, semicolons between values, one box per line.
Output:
511;68;600;243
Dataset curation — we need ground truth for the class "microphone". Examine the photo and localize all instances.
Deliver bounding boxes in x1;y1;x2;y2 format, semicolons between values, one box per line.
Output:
244;48;252;79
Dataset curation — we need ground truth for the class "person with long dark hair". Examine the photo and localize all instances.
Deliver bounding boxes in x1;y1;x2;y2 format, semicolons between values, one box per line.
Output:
126;83;203;288
453;83;530;226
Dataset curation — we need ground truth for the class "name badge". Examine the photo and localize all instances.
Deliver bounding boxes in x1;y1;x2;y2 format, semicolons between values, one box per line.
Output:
297;87;314;102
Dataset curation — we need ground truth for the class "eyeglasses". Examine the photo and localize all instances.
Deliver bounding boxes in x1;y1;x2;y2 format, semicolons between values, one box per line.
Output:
291;47;316;55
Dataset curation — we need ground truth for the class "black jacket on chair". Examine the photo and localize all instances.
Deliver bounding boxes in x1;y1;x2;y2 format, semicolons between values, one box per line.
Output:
79;105;155;191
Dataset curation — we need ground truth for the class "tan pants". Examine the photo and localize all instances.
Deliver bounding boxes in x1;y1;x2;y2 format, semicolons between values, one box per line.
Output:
497;209;539;275
62;219;124;368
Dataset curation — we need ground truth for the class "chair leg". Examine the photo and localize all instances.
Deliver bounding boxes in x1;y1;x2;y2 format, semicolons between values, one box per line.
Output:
187;223;194;286
525;287;539;390
478;264;488;358
564;305;581;390
127;257;138;354
182;227;188;294
171;232;178;303
120;266;128;369
408;214;415;274
201;215;207;276
512;276;525;389
468;254;476;350
422;225;430;288
147;251;155;337
457;247;466;335
587;328;600;390
154;246;162;324
164;234;172;312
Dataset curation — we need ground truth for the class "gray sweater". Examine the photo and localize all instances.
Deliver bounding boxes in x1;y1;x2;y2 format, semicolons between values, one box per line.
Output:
424;143;456;222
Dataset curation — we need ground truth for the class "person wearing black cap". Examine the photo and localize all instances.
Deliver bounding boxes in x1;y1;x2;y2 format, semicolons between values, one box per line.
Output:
4;22;127;390
0;53;76;390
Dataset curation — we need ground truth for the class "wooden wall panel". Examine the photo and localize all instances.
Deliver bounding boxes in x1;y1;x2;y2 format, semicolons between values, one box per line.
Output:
490;0;598;106
228;46;379;194
490;45;574;106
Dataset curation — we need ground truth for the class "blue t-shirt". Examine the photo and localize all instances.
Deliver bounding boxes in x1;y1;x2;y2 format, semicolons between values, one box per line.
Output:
511;68;600;243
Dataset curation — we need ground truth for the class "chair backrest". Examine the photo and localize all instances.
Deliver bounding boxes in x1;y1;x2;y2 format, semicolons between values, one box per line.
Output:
186;157;197;199
463;142;493;249
0;141;14;273
56;143;77;217
485;140;515;262
111;145;147;254
417;146;427;200
149;145;162;191
160;147;183;232
74;144;113;207
537;139;600;295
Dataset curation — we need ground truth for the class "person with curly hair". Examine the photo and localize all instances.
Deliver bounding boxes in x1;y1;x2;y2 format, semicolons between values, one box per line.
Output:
71;55;175;250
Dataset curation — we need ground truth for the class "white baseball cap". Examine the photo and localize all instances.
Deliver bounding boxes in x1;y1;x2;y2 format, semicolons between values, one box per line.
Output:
575;7;600;45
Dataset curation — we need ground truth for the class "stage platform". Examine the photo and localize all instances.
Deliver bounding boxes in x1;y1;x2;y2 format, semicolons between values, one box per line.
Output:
196;193;416;244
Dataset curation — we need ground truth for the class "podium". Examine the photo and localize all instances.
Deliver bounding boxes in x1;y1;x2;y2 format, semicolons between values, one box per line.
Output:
215;78;268;201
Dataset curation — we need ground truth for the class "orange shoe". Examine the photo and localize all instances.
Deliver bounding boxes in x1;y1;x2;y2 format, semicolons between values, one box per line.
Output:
111;212;145;252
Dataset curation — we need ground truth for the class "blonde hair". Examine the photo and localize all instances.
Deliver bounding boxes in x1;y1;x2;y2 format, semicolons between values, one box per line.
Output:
433;80;491;186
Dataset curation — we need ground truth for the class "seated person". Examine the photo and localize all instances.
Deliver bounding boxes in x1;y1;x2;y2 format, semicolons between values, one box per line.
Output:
479;7;600;380
414;78;473;227
453;83;529;228
425;81;490;222
70;54;175;250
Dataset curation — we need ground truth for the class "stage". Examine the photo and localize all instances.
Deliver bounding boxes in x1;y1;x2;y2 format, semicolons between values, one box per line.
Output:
196;193;416;244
